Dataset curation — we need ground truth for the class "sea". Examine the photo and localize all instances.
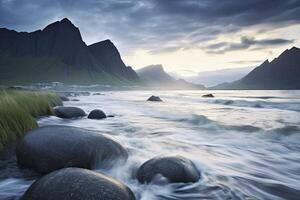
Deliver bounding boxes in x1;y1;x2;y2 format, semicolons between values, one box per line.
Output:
1;90;300;200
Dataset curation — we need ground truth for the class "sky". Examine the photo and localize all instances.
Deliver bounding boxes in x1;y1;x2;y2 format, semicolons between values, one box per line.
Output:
1;0;300;77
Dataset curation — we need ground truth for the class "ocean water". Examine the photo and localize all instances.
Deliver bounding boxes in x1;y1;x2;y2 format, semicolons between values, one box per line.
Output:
1;90;300;200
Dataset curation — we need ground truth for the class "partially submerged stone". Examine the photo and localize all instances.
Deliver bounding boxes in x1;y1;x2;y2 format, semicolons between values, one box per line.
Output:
54;106;86;118
147;95;163;102
202;94;214;98
22;168;136;200
137;155;200;184
88;109;107;120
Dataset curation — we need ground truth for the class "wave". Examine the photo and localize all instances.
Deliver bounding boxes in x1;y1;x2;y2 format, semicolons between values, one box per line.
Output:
213;99;300;112
171;114;262;133
267;125;300;135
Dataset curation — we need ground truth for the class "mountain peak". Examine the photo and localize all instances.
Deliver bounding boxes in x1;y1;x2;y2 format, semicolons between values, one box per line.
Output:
43;18;77;32
291;46;299;51
61;18;72;24
141;64;164;72
262;59;269;65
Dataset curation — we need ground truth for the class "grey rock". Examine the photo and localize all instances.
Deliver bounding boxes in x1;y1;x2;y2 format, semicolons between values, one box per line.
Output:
202;94;214;98
21;168;136;200
88;109;107;120
147;95;162;102
137;156;200;184
16;126;128;174
54;106;86;118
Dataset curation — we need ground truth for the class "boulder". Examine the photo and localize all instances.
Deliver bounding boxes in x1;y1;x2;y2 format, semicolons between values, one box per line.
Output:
137;156;200;184
21;168;136;200
147;95;162;102
202;94;214;98
16;126;128;174
54;106;86;118
88;109;107;120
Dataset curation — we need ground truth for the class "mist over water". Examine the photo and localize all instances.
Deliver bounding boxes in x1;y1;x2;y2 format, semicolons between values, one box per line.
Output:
1;90;300;199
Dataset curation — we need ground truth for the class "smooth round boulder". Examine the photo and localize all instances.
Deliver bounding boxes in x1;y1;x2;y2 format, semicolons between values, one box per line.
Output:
16;126;128;174
88;109;107;119
147;95;162;102
137;156;200;184
54;106;86;118
22;168;136;200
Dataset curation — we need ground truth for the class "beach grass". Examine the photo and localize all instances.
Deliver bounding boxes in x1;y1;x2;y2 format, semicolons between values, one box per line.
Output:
0;90;62;149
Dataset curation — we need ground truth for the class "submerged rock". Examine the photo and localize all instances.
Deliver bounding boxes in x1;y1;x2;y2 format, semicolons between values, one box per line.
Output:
88;109;107;119
147;95;163;102
92;92;103;96
137;156;200;184
202;94;214;98
22;168;136;200
54;106;86;118
16;126;128;174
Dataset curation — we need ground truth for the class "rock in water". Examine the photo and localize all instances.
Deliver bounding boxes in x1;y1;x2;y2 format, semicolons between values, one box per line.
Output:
137;156;200;184
21;168;136;200
92;92;103;96
202;94;214;98
54;106;86;118
147;95;163;102
88;109;107;119
16;126;128;174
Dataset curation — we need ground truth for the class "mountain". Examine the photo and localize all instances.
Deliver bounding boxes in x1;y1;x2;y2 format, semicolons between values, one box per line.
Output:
137;65;205;89
213;47;300;89
186;67;255;87
88;40;139;81
0;18;139;85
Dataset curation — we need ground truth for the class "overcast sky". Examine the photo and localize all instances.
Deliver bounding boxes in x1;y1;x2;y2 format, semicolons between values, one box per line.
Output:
1;0;299;76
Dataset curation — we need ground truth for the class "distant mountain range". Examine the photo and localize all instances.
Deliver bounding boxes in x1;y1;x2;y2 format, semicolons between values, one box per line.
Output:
0;18;139;85
1;18;299;90
185;66;255;87
137;65;205;89
213;47;300;89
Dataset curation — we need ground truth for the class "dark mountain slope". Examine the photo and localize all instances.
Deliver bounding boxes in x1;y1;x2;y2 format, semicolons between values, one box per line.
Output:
88;40;139;81
0;18;139;85
213;47;300;89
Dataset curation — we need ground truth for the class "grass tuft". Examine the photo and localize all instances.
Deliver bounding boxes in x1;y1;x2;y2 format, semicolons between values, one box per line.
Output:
0;90;62;149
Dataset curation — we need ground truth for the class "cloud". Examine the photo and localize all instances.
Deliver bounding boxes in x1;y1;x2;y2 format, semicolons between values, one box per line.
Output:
0;0;299;54
205;36;294;54
228;60;264;65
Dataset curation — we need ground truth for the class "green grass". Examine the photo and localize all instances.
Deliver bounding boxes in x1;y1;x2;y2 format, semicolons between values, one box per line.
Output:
0;56;134;85
0;90;62;149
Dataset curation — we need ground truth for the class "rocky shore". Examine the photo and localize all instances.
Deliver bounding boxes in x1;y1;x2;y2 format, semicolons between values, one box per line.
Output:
0;92;201;199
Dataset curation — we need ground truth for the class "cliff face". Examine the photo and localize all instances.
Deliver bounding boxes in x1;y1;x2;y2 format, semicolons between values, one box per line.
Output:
88;40;139;81
0;18;139;85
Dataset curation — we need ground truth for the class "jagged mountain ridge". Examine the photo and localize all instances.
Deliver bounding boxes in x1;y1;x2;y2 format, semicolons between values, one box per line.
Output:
213;47;300;89
0;18;139;85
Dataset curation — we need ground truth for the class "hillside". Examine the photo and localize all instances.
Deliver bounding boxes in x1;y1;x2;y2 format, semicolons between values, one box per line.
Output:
0;18;139;85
